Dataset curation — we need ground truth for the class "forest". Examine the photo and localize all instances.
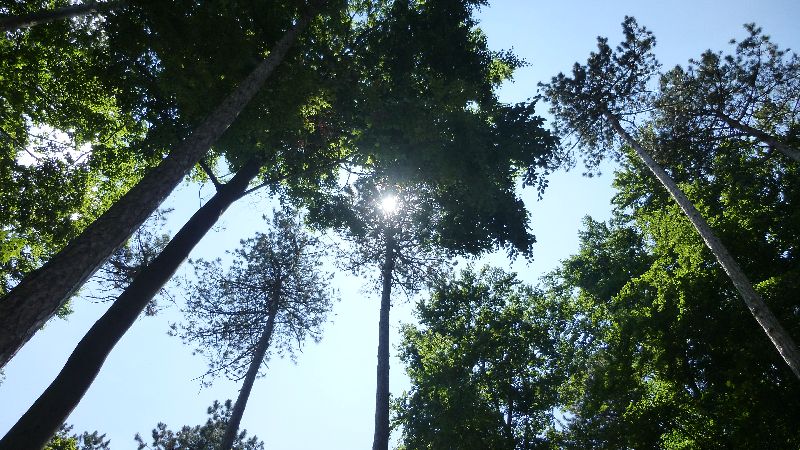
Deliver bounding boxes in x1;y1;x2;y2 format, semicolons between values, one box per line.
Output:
0;0;798;449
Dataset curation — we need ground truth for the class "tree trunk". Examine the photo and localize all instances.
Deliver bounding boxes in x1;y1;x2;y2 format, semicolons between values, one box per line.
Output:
0;15;310;370
220;282;280;450
715;111;800;163
505;393;513;441
0;160;262;450
372;230;396;450
605;111;800;380
0;1;123;32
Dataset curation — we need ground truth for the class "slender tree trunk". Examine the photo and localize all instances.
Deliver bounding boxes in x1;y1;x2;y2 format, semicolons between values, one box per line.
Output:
715;111;800;163
0;1;124;32
0;160;263;450
605;111;800;380
220;283;280;450
0;15;311;370
505;394;513;440
372;230;396;450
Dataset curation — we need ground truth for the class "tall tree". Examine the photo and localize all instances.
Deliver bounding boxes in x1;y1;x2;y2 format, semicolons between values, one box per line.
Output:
178;209;334;450
134;400;264;450
549;211;800;448
394;267;564;450
0;157;264;449
300;2;559;445
657;24;800;163
0;3;315;368
540;16;800;380
1;68;353;444
324;179;450;450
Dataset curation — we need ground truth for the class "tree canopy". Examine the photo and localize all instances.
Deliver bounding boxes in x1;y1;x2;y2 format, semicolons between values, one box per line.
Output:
2;3;799;449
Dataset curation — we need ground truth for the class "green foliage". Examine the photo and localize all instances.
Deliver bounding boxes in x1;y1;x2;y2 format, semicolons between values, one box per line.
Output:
0;0;153;296
300;0;558;258
549;137;800;447
134;400;263;450
540;16;659;173
178;208;335;382
44;424;110;450
395;267;564;450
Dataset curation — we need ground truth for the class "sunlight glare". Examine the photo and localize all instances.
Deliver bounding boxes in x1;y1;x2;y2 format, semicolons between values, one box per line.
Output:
380;194;398;215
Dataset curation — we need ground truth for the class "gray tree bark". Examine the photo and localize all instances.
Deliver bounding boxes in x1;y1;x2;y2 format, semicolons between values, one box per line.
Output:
715;111;800;163
372;229;396;450
220;280;280;450
0;159;263;450
0;15;310;370
605;111;800;380
0;1;123;32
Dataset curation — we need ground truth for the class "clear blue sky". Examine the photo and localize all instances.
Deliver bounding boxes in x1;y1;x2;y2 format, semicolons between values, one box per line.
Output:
1;1;799;448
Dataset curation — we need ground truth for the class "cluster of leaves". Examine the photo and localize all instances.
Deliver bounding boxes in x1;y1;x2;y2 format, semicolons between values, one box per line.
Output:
42;401;264;450
396;144;800;446
540;16;659;173
394;267;565;450
552;161;800;447
299;0;559;259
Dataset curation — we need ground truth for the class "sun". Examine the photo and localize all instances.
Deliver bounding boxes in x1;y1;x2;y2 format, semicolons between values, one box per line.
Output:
380;194;398;215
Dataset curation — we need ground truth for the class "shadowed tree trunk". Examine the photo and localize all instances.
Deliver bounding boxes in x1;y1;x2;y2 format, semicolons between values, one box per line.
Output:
220;279;280;450
0;1;124;32
714;111;800;163
372;229;396;450
505;392;513;443
0;15;311;370
0;159;262;450
605;110;800;380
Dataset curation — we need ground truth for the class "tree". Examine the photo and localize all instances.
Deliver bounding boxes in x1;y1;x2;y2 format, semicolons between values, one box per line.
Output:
540;16;800;380
548;209;800;448
0;3;314;368
657;24;800;163
0;1;124;33
178;209;334;450
315;172;451;450
1;74;351;445
394;267;564;450
299;2;559;445
0;158;264;449
134;400;264;450
43;424;110;450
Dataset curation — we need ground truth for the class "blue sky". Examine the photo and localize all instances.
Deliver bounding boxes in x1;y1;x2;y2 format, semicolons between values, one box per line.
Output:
1;1;799;448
